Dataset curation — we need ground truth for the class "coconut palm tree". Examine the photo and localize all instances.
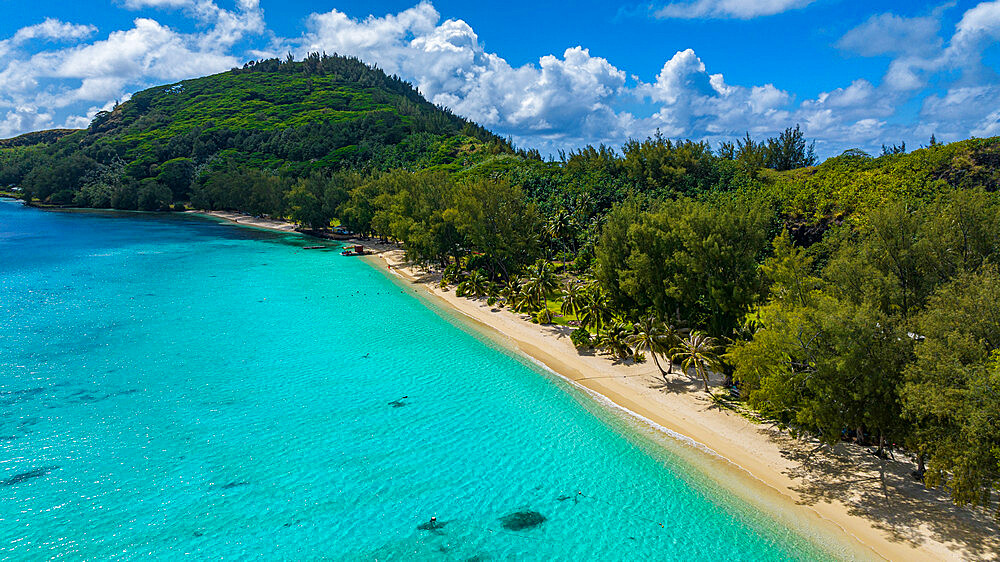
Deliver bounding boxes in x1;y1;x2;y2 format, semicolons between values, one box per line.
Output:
545;209;577;257
522;260;559;307
598;321;633;360
670;332;721;393
499;277;521;307
580;286;611;337
627;316;675;381
458;270;488;297
559;280;586;321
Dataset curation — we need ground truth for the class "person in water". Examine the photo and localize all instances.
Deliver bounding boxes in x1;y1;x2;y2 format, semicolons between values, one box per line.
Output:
417;516;445;532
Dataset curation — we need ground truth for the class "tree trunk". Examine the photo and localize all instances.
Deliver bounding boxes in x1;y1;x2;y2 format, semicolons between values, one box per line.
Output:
913;452;926;481
699;365;711;393
650;350;667;382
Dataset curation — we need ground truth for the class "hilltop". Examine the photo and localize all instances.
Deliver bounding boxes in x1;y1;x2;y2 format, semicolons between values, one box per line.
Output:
0;53;516;208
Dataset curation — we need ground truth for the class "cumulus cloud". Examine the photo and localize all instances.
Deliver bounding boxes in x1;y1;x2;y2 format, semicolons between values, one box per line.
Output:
634;49;792;138
653;0;815;20
943;0;1000;71
122;0;265;48
0;5;261;132
0;18;97;57
920;85;1000;138
299;3;633;143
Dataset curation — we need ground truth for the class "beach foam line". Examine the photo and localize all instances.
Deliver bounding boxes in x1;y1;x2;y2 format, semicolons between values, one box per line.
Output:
370;254;896;561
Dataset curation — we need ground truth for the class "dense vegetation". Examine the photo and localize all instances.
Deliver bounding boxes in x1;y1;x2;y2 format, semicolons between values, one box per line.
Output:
0;53;519;209
2;55;999;518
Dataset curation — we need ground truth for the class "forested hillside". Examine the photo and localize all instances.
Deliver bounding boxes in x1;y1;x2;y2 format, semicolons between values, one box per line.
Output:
0;53;516;210
2;54;999;518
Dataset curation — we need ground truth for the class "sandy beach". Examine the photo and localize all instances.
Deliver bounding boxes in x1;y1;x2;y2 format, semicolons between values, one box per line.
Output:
201;210;999;561
191;210;302;233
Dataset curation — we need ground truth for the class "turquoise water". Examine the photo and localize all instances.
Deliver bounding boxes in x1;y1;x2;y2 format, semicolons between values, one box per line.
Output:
0;199;847;560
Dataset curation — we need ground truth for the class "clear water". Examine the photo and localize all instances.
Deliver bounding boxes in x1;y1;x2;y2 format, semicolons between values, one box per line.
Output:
0;199;847;560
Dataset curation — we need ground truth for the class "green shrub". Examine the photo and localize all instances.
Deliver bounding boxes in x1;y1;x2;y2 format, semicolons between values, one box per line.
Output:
570;327;592;349
534;308;553;324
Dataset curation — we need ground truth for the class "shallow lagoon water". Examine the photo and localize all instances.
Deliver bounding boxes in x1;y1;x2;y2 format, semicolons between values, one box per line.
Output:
0;200;849;560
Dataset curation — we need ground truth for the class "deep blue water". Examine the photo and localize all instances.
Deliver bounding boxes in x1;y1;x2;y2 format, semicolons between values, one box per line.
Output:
0;200;852;560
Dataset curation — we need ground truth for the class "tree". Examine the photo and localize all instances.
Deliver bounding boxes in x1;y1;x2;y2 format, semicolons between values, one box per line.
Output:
559;280;586;320
730;233;912;449
521;260;558;309
137;178;172;211
902;265;1000;514
457;270;488;297
455;178;542;279
156;157;195;200
599;321;633;360
286;179;328;229
764;125;816;171
627;316;676;380
580;286;612;337
671;332;721;393
596;196;772;337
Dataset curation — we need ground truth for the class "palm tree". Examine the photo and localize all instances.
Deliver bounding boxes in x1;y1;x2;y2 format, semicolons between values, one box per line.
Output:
559;280;586;321
670;332;721;393
627;316;675;381
500;277;521;307
545;209;576;257
522;260;559;307
580;286;611;337
458;270;488;297
598;321;632;360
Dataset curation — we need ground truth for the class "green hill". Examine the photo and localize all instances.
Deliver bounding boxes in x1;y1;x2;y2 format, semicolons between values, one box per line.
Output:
0;53;515;208
758;138;1000;225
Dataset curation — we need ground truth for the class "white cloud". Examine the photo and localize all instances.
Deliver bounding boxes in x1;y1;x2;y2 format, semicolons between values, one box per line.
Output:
122;0;265;48
797;0;1000;151
654;0;815;20
0;106;55;139
921;85;1000;138
837;13;942;57
632;49;794;139
0;11;252;133
299;3;633;144
11;18;97;43
943;0;1000;71
0;18;97;57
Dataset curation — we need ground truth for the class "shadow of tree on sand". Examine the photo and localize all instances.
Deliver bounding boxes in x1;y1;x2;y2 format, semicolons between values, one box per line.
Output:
775;434;1000;558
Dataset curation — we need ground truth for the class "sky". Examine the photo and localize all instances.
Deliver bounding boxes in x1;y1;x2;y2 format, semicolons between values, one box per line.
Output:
1;0;999;158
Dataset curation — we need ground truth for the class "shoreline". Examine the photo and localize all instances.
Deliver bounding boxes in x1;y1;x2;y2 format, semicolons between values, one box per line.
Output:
365;251;1000;562
193;209;1000;560
187;210;302;233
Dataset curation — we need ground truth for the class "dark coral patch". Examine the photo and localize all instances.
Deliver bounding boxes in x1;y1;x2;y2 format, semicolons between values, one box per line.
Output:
500;510;546;531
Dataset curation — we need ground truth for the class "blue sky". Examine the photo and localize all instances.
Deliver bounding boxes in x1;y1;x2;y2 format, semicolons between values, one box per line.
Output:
1;0;999;157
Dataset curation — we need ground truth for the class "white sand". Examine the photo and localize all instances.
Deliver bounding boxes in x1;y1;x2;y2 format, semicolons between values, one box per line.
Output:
198;210;999;561
369;248;1000;562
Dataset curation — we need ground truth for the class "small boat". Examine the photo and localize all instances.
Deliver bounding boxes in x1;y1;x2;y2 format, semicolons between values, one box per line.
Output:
303;246;325;250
